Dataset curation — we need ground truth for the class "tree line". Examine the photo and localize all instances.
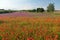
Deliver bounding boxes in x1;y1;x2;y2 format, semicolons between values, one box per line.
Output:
0;10;17;14
28;3;55;12
0;3;55;14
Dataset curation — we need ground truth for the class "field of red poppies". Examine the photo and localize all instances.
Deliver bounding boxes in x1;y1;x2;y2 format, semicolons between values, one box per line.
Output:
0;12;60;40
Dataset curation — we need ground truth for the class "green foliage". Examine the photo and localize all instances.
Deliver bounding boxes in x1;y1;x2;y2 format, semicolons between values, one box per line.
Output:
47;3;55;12
0;21;4;24
28;9;36;12
57;32;60;40
0;10;17;14
25;8;44;12
32;9;36;12
0;10;9;14
37;8;44;12
40;37;44;40
0;36;2;40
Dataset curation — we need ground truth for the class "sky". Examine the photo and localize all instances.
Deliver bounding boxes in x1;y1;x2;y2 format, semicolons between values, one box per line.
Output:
0;0;60;10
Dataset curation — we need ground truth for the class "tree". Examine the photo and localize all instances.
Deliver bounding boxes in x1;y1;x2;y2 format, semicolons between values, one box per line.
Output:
47;3;55;12
27;9;36;12
37;8;44;12
32;9;36;12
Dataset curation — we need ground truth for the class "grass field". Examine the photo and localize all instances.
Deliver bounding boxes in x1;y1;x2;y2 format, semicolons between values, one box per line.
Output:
0;12;60;40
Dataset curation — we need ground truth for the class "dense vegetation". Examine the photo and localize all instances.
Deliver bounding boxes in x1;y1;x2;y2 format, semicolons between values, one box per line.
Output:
37;8;45;12
0;17;60;40
0;10;17;14
47;3;55;12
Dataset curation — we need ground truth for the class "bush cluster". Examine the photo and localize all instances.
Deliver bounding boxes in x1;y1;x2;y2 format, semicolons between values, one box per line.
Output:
28;8;45;12
0;10;17;14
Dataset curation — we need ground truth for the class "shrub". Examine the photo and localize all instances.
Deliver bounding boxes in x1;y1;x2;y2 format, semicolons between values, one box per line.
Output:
0;10;16;14
32;9;36;12
27;9;36;12
37;8;44;12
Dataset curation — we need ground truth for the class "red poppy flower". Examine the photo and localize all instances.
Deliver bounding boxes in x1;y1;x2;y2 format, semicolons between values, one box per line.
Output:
27;37;34;40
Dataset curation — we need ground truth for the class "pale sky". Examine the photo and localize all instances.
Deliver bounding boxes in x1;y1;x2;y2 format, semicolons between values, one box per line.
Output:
0;0;60;10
